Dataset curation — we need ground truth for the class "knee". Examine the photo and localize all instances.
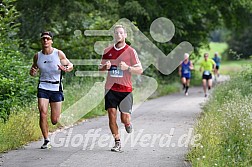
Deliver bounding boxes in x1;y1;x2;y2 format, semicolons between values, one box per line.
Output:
52;120;58;125
51;116;59;125
51;119;58;125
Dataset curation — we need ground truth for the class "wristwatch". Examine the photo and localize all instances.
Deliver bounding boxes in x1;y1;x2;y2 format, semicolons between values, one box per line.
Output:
127;66;131;72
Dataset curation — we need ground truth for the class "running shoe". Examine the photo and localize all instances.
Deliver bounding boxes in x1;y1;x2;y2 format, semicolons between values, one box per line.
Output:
111;141;121;152
41;139;51;149
125;123;133;133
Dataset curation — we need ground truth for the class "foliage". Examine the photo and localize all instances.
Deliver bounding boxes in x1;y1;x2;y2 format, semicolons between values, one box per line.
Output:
118;0;252;57
187;67;252;166
0;0;37;122
0;106;40;152
226;22;252;60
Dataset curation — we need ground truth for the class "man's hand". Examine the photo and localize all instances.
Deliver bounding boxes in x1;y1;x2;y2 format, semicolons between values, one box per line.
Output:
58;65;69;72
119;61;129;71
30;66;38;76
99;61;111;70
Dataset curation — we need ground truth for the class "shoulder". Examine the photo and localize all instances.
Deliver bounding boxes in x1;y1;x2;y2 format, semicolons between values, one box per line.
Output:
126;45;138;56
34;52;38;58
126;45;135;51
57;49;66;59
33;53;38;60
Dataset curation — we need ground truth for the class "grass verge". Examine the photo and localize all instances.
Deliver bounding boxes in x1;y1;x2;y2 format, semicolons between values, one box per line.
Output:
187;66;252;166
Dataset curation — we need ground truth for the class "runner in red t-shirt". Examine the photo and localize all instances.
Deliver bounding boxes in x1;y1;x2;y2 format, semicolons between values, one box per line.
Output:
99;25;143;152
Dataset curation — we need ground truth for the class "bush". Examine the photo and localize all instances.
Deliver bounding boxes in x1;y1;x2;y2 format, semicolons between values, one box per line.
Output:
0;0;37;122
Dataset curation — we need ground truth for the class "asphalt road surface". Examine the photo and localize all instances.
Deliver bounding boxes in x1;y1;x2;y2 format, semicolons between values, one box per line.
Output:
0;85;214;167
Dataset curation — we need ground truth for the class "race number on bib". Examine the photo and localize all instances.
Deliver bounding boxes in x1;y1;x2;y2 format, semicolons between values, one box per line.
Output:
184;69;189;74
109;66;123;78
203;70;210;75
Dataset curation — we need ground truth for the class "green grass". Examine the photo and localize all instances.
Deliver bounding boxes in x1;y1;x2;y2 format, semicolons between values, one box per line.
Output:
194;42;251;76
187;67;252;166
199;42;228;59
0;105;41;152
220;60;252;75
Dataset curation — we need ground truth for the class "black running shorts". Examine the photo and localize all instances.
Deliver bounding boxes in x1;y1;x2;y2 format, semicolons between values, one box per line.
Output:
202;73;212;80
37;88;64;103
105;89;133;114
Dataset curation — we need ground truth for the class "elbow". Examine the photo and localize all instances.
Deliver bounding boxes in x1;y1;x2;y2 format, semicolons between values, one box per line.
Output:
139;69;143;74
140;69;143;74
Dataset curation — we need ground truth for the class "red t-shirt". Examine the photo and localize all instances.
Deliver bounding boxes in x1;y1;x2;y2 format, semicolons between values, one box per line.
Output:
101;44;141;92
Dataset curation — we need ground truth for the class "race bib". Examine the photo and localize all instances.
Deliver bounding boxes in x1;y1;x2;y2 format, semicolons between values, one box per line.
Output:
109;66;123;78
203;70;210;75
183;69;189;74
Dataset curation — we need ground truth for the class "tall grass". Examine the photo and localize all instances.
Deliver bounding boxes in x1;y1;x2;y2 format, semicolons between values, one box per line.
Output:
187;66;252;166
0;104;41;152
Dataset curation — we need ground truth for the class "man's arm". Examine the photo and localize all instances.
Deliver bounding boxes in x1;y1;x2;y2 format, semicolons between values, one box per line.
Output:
199;61;203;72
212;60;216;71
30;54;38;76
189;61;194;70
98;60;111;71
58;50;73;72
178;64;182;76
119;61;143;74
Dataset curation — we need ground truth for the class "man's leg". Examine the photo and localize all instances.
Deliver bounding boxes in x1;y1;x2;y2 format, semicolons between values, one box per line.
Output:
50;102;62;125
38;98;52;149
108;108;119;140
38;98;49;139
121;112;132;133
185;79;190;95
208;79;213;90
108;108;122;152
181;77;186;90
202;79;207;96
121;112;130;125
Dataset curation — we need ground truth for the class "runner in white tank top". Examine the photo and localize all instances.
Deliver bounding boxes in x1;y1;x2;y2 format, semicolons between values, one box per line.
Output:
30;31;73;149
37;48;63;91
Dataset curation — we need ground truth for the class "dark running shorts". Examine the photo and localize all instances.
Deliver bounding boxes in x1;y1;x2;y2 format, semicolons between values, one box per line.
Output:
202;73;212;80
216;65;219;70
181;73;191;79
37;88;64;103
105;89;133;114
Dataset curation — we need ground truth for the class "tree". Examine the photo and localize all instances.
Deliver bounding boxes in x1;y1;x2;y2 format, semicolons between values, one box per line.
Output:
227;24;252;59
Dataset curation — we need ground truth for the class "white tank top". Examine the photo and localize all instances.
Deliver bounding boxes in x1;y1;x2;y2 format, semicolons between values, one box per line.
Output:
37;48;63;91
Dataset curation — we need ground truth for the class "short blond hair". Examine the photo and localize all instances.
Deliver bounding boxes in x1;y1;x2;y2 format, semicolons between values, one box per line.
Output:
114;24;127;33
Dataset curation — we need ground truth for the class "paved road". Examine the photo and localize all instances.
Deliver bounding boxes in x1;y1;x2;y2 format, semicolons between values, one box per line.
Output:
0;86;209;167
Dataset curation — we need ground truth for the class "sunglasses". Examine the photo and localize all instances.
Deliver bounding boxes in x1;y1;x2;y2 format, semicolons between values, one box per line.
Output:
41;37;52;40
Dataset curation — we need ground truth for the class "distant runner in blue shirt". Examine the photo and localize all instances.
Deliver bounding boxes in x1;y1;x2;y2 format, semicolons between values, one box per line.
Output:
179;53;194;96
212;52;221;77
